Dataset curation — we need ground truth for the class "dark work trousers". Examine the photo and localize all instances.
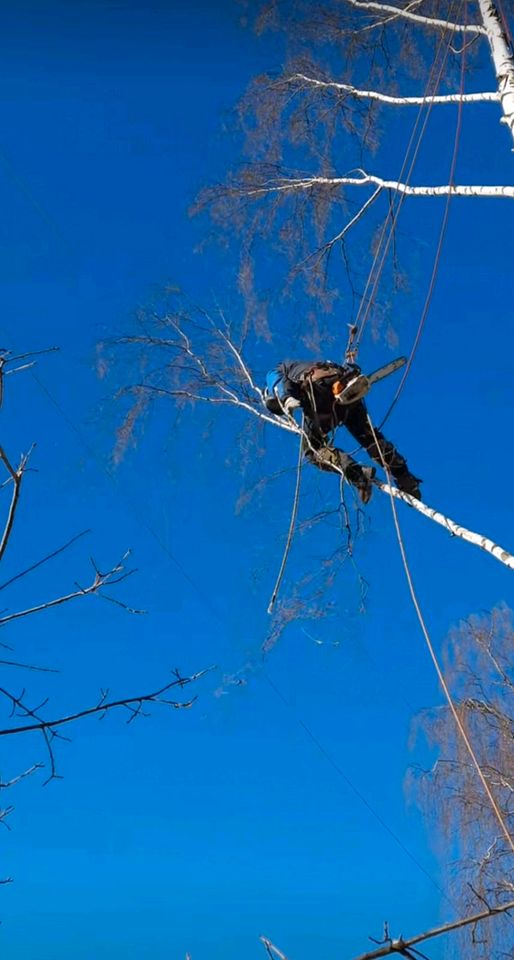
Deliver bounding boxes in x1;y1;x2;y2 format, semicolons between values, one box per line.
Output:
303;397;409;480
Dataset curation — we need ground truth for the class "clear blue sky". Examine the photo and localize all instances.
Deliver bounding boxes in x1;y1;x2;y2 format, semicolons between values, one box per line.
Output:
1;2;513;958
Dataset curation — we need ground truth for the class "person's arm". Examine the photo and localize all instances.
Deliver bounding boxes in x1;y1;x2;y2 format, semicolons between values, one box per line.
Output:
265;365;302;414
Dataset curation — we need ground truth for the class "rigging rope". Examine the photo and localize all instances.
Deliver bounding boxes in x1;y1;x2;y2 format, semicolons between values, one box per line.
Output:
350;0;465;353
378;0;468;429
366;413;514;861
32;369;449;898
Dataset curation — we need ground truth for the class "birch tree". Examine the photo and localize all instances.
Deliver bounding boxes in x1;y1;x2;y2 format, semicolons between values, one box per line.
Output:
408;605;514;958
198;0;514;341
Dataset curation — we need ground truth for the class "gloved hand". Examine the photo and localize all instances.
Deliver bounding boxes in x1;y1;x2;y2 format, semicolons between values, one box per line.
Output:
283;396;302;415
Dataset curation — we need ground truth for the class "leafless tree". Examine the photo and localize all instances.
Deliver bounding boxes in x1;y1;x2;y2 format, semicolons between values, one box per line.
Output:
0;349;209;859
408;604;514;957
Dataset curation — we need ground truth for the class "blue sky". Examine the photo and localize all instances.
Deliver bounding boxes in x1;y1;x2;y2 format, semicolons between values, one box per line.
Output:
1;1;513;958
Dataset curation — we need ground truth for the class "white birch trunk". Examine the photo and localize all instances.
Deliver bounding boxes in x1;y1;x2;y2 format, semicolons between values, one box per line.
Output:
477;0;514;146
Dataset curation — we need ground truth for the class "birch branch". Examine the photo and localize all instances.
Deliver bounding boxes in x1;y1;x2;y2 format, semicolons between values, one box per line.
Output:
340;0;487;34
376;481;514;573
285;72;499;105
124;318;514;578
242;172;514;200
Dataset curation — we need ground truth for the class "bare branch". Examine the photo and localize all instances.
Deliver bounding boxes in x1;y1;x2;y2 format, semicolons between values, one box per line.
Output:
0;444;35;563
0;763;44;789
0;552;144;628
351;898;514;960
0;667;214;737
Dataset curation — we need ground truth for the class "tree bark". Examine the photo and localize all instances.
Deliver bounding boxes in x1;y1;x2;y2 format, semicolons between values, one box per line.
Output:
478;0;514;145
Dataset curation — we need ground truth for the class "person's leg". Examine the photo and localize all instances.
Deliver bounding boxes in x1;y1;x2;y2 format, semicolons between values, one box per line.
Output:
302;418;375;503
344;402;422;499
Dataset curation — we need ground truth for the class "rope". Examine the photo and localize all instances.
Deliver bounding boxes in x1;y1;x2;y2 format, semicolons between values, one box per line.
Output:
267;414;304;613
32;370;449;896
378;0;468;429
351;0;464;351
366;414;514;861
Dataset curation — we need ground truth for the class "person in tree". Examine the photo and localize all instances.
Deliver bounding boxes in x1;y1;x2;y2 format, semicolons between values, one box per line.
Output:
264;359;421;504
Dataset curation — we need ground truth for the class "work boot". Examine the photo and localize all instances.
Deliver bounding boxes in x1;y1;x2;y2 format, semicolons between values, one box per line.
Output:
345;463;376;504
394;469;422;500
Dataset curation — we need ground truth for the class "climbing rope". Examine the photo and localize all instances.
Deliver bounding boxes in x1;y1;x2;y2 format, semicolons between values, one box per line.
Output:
267;413;305;614
366;413;514;861
349;0;465;356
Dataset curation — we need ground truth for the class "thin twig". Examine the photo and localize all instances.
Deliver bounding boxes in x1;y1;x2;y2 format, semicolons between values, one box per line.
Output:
0;529;90;593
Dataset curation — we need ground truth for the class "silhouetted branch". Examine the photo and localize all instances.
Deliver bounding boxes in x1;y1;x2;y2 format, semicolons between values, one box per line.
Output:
260;900;514;960
0;443;35;563
0;550;146;628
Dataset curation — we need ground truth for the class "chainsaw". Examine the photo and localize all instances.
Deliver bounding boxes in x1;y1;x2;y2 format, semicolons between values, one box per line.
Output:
333;356;407;405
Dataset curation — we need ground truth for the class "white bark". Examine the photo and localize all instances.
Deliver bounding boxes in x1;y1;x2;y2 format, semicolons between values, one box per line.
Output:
377;481;514;572
341;0;486;34
245;172;514;199
287;72;499;106
478;0;514;145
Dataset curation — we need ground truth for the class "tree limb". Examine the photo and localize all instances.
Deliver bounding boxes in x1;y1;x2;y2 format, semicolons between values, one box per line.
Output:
351;898;514;960
340;0;487;35
375;480;514;573
241;172;514;200
285;72;499;105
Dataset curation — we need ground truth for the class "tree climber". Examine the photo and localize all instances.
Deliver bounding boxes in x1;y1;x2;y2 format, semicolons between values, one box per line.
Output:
264;359;421;504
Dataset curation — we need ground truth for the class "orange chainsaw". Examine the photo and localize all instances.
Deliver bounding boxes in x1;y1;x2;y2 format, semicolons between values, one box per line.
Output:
332;356;407;405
